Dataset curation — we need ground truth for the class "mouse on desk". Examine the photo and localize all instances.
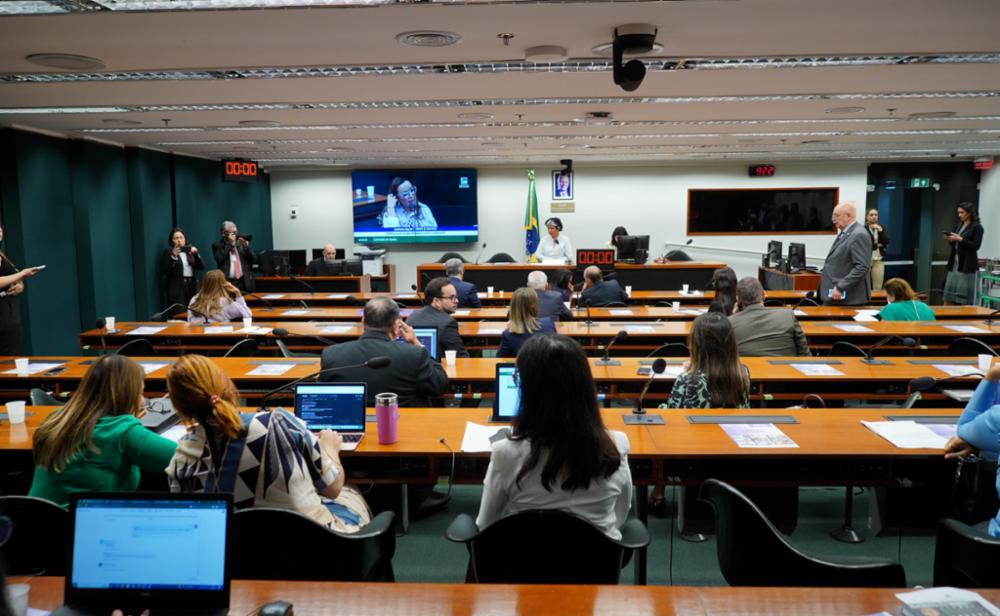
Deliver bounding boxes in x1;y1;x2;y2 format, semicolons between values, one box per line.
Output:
258;601;293;616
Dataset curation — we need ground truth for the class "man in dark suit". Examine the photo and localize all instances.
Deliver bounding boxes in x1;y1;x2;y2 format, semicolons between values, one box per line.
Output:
729;277;810;356
527;270;572;321
445;258;481;308
211;220;257;292
406;277;470;358
819;202;872;305
580;265;628;307
305;243;342;276
319;296;449;407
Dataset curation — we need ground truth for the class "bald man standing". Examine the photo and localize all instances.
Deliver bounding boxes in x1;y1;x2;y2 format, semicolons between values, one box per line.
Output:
305;244;342;276
819;202;872;305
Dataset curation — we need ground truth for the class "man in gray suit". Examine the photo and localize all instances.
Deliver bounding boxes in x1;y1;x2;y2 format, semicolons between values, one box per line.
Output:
730;277;810;356
819;202;872;305
527;270;573;321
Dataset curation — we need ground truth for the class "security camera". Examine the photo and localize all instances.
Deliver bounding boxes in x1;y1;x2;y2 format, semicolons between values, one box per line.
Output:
612;23;658;92
560;159;573;175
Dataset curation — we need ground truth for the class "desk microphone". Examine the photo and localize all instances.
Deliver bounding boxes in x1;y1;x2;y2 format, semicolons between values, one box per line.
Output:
906;372;983;408
244;293;274;309
288;273;315;305
150;303;210;322
272;327;336;348
474;243;487;265
623;358;667;425
582;297;594;327
595;330;627;366
862;335;917;364
987;310;1000;326
259;356;390;410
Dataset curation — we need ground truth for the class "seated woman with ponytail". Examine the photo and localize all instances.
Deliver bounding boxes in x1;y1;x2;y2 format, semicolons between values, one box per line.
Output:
164;354;371;532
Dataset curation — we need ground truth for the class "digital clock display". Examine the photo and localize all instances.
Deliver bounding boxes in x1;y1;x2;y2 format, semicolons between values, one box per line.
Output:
748;164;776;177
222;159;259;183
576;248;616;267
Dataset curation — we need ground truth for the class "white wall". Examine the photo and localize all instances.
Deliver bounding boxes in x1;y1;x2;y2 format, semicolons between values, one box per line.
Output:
270;162;869;291
978;162;1000;261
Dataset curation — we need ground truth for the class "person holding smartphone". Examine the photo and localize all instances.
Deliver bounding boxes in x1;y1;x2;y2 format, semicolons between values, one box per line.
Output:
0;223;45;355
942;202;984;305
161;227;204;310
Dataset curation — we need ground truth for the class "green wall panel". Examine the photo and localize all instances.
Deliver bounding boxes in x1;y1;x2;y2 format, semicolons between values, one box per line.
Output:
127;148;174;315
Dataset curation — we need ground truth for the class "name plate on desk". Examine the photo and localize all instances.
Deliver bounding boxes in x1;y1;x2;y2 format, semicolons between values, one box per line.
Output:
687;415;799;424
885;415;958;424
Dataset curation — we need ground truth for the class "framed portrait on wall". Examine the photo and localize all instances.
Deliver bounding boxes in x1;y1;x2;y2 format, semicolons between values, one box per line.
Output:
552;171;573;200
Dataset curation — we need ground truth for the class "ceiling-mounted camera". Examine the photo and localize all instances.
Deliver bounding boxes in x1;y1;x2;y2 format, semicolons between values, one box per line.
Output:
559;159;573;175
612;23;658;92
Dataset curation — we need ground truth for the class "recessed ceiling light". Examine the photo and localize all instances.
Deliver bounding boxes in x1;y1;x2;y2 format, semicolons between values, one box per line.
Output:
101;118;142;126
396;31;462;48
590;42;664;57
825;106;866;114
908;111;956;119
237;120;281;127
25;53;105;70
457;113;493;120
524;46;568;63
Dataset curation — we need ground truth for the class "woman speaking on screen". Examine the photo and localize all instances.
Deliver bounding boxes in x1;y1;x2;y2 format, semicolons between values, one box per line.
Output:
380;177;439;230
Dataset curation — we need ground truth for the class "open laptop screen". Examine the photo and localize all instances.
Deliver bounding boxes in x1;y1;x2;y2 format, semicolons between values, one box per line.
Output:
492;363;521;421
70;497;228;591
402;327;438;359
294;383;367;431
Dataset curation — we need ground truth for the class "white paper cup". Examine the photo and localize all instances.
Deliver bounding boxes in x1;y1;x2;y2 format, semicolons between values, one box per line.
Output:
681;284;690;293
625;285;632;296
4;583;28;616
6;401;26;424
445;350;457;365
243;317;253;330
672;301;681;311
105;316;116;330
487;286;494;295
980;354;994;373
14;358;29;375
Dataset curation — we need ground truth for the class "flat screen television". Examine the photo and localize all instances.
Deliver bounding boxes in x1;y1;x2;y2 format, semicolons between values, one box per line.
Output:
352;168;478;244
687;187;838;234
788;243;807;271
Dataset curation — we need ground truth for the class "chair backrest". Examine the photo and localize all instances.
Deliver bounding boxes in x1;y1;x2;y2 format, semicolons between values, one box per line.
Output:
948;337;999;357
795;297;820;307
437;252;467;263
664;250;692;261
29;388;64;406
699;479;905;587
934;518;1000;587
763;299;784;307
275;338;294;358
115;338;156;357
647;343;689;358
486;252;516;263
463;510;629;584
603;301;628;308
224;338;259;357
231;508;395;582
830;341;866;357
0;496;70;575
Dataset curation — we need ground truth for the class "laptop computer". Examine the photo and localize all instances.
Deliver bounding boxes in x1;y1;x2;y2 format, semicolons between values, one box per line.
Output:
54;492;232;616
398;327;438;359
491;362;522;422
294;382;367;450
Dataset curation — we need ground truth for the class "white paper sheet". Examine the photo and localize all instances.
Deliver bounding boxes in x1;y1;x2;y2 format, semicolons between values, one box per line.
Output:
282;310;309;316
934;363;981;378
677;308;706;315
159;424;190;444
652;365;687;379
320;325;355;333
609;309;633;315
138;361;170;375
897;587;1000;615
126;326;167;336
925;423;959;440
396;293;417;298
624;325;655;333
790;363;844;376
721;423;799;448
262;293;285;299
327;293;348;299
861;420;948;449
793;309;807;316
853;309;881;322
460;421;509;453
3;362;64;375
453;310;471;316
563;302;572;311
946;325;990;333
478;328;504;335
833;324;874;332
679;290;704;297
246;363;295;376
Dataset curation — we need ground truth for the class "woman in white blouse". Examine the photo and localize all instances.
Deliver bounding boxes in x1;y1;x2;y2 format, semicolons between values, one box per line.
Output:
533;217;574;264
476;334;632;539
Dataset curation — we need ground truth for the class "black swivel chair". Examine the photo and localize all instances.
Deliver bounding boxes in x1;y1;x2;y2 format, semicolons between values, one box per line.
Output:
446;510;649;584
948;337;999;357
223;338;259;357
29;388;64;406
764;299;784;307
232;508;396;582
486;252;517;263
647;343;689;358
437;252;468;264
115;338;156;357
795;297;821;307
0;496;70;575
933;518;1000;587
275;338;318;359
602;301;628;308
699;479;905;587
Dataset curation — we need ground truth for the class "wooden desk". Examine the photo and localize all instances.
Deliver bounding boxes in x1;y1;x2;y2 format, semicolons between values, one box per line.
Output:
253;275;371;294
416;262;728;292
759;266;822;291
18;576;996;615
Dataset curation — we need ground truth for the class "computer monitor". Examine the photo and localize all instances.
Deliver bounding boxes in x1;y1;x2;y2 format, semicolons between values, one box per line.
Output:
343;259;364;276
616;235;649;263
257;250;290;276
491;363;521;422
288;249;307;275
787;243;806;271
766;240;783;268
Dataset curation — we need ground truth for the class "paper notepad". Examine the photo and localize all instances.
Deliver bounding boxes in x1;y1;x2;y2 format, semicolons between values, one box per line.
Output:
460;421;510;453
678;308;706;315
679;290;704;297
138;361;170;375
478;328;503;335
282;310;309;316
261;294;285;299
934;363;981;378
160;425;190;444
624;325;655;333
3;362;65;376
609;309;633;315
791;363;844;376
653;365;687;379
127;326;167;336
793;309;807;316
721;424;799;448
834;324;874;333
854;310;881;322
862;420;948;449
320;325;355;333
946;325;989;334
204;326;234;334
246;363;295;376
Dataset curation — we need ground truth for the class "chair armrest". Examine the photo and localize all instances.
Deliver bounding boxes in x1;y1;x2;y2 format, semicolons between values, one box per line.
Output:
345;510;395;540
616;518;650;550
445;513;480;544
941;518;1000;546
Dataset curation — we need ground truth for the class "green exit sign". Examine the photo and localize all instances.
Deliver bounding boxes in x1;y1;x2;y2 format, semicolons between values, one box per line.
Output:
910;178;930;188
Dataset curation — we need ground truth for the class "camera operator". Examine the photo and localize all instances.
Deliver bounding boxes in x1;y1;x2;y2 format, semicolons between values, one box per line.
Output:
161;227;204;309
211;220;257;292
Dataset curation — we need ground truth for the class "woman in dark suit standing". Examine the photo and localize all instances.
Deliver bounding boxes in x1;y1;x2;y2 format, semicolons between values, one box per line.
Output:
943;202;984;305
161;227;204;309
0;224;44;355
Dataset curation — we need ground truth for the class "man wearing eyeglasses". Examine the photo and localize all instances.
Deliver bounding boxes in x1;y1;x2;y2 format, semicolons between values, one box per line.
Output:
381;177;439;230
405;277;469;358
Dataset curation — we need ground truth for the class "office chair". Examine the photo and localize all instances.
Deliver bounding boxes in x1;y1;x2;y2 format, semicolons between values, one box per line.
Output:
115;338;156;357
29;388;64;406
0;496;70;575
436;252;468;263
647;343;689;358
275;338;318;359
223;338;259;357
948;337;998;357
486;252;516;263
933;518;1000;587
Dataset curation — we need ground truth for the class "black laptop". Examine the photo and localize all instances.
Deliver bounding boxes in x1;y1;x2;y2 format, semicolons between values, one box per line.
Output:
54;492;233;616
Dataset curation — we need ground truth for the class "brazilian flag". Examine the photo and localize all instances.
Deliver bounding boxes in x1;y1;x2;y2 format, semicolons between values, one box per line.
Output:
524;169;540;258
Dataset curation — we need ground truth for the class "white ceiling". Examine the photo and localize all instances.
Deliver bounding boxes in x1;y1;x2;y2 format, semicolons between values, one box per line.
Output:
1;0;999;169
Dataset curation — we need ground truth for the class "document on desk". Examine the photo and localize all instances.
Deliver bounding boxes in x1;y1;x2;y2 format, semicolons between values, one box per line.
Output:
678;308;706;315
282;309;309;316
653;365;687;379
461;421;509;453
478;327;504;334
262;293;285;299
925;423;958;440
609;309;633;315
4;362;65;376
126;326;167;336
624;325;655;333
240;326;271;335
327;293;348;299
946;325;990;334
833;324;875;332
320;324;355;333
246;363;295;376
160;424;190;444
861;420;948;449
204;326;234;334
853;309;881;322
790;363;844;376
679;290;704;297
453;310;471;316
934;363;982;378
138;361;171;375
793;309;807;316
396;293;417;298
897;587;1000;616
721;424;799;449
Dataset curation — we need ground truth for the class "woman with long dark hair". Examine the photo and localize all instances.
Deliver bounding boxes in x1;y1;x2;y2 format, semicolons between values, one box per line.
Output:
943;202;984;305
160;227;204;309
668;312;750;408
710;267;738;316
607;226;629;257
476;334;632;539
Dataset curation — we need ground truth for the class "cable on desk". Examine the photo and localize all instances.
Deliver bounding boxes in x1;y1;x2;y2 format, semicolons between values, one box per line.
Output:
439;437;456;498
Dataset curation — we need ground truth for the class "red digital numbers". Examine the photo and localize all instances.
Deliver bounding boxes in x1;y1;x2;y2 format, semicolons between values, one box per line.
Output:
749;164;776;177
576;249;615;266
225;160;257;177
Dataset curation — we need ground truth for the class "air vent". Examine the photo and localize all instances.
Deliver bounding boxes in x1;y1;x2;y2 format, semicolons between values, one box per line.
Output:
396;31;462;48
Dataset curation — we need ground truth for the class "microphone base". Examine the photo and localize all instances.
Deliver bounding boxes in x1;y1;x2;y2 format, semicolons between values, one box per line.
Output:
623;412;665;425
594;359;622;366
861;358;893;365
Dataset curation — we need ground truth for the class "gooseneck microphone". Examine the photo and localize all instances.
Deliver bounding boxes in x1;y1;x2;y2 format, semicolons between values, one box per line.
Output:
861;335;917;364
623;358;668;425
288;273;316;305
244;293;274;309
259;356;391;410
474;242;488;265
905;372;983;408
595;330;628;366
272;327;336;348
150;303;210;322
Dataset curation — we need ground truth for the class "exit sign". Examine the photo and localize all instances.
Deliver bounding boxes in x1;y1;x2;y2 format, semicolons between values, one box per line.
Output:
910;178;930;188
